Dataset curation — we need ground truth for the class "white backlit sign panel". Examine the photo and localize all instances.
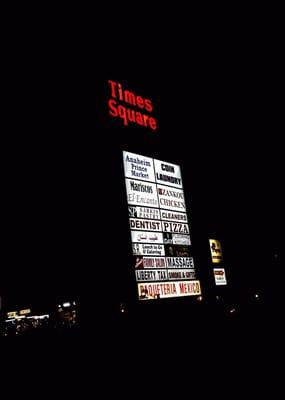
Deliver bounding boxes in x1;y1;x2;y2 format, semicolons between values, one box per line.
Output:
213;268;227;285
171;234;191;245
128;206;161;220
166;257;195;268
161;221;189;234
135;269;168;282
132;243;165;256
123;151;155;182
167;269;196;280
157;184;186;212
160;210;188;223
125;179;158;207
154;159;183;188
129;218;162;232
131;230;164;244
138;280;201;300
123;151;200;301
134;256;166;269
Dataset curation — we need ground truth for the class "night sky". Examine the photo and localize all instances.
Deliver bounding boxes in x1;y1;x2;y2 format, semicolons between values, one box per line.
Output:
2;29;283;315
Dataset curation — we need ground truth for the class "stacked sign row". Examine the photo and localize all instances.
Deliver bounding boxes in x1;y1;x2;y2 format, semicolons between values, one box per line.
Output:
123;151;201;300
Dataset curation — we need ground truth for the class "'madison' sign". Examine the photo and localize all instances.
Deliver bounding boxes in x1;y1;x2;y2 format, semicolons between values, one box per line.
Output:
107;80;157;131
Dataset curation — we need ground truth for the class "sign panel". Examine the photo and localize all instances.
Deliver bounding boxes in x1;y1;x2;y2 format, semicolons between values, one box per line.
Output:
19;309;31;315
129;218;162;232
126;179;158;207
154;159;183;188
138;280;201;300
172;234;191;245
161;221;189;234
166;257;195;268
7;311;17;319
160;210;188;223
128;206;160;220
157;184;186;212
123;151;200;300
134;256;166;269
163;233;191;245
136;269;168;282
167;269;196;280
209;239;223;263
213;268;227;285
164;244;191;257
132;243;165;256
123;151;155;182
131;231;163;244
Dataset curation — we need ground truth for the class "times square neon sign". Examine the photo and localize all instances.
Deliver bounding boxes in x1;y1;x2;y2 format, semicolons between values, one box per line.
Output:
107;80;157;131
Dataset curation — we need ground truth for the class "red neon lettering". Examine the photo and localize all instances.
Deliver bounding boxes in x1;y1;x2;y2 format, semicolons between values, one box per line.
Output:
144;98;153;112
108;99;118;117
108;80;117;98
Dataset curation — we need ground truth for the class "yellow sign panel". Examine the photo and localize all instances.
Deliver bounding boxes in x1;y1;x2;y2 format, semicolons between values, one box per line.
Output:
19;309;31;315
7;311;18;318
209;239;223;263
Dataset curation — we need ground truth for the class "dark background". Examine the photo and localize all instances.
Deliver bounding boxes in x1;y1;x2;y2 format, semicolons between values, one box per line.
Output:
1;15;283;398
2;25;283;322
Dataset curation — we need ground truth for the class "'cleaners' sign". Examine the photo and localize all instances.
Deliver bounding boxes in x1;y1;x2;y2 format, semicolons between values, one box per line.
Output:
108;80;157;131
